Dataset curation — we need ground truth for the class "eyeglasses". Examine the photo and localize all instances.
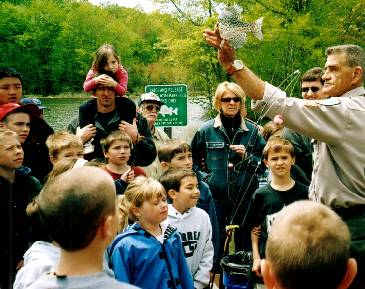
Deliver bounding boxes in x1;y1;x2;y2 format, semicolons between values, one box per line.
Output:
221;97;241;103
144;104;161;112
301;87;320;93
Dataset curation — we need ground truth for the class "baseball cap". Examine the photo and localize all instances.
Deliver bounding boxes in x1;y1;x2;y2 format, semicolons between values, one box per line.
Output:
0;103;40;122
20;98;47;109
138;92;164;106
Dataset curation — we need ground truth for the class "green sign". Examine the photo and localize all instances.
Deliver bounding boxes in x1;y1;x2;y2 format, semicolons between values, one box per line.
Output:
145;84;187;126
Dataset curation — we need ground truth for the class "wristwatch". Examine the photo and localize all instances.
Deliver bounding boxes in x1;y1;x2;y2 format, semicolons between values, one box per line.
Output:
226;60;244;75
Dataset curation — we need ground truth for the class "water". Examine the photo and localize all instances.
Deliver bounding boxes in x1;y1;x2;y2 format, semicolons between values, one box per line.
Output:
40;96;210;143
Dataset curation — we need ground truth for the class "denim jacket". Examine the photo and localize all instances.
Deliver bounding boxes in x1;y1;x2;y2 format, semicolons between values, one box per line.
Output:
191;114;265;223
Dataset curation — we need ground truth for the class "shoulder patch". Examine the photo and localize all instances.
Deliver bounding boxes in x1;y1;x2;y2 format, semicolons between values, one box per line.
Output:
314;97;341;106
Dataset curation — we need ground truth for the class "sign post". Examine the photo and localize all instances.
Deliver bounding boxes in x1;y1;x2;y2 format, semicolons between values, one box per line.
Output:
145;84;188;137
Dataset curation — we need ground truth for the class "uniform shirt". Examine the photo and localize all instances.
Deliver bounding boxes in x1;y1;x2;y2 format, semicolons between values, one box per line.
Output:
252;83;365;208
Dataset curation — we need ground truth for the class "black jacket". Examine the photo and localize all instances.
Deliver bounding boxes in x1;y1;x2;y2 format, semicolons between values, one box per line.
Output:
78;97;156;166
0;167;41;287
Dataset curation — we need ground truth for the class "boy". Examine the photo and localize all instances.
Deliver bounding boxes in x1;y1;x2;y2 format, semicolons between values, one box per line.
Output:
46;131;84;165
242;137;308;283
28;166;137;289
158;139;219;265
0;102;39;144
109;176;194;289
160;169;214;289
0;66;23;105
0;128;41;288
101;130;146;194
261;200;357;289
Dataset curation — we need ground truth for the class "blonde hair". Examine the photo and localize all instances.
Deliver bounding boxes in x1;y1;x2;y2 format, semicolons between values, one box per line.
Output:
262;136;295;160
117;195;129;232
46;131;83;159
0;128;18;145
124;176;166;221
212;81;247;116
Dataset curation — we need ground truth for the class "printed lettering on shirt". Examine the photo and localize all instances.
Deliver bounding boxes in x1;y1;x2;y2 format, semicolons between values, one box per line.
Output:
265;211;279;235
180;231;200;257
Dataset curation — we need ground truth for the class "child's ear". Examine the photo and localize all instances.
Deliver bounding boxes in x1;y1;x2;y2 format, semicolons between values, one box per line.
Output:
130;205;140;219
160;161;170;171
50;156;56;165
167;189;177;200
263;159;269;168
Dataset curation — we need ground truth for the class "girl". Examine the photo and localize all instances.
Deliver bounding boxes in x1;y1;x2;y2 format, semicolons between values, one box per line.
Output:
101;130;146;194
109;176;194;289
83;44;128;97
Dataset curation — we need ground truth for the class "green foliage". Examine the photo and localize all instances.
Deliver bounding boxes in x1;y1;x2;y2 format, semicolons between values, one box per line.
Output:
0;0;363;100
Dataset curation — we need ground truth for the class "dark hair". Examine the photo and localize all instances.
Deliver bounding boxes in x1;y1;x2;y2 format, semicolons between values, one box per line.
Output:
301;67;324;85
92;44;120;72
158;139;192;163
0;66;23;84
159;168;196;193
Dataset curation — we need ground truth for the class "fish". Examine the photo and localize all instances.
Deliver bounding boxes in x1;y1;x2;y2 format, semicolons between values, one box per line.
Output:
217;4;263;49
159;105;178;117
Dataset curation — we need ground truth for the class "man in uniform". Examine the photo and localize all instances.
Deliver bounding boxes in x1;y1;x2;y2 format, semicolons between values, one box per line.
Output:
282;67;327;185
203;31;365;289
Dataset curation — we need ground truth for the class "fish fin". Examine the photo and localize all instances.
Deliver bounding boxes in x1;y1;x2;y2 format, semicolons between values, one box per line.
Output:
253;17;264;41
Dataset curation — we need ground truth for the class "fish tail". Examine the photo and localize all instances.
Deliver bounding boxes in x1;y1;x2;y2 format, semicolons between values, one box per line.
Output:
253;17;264;40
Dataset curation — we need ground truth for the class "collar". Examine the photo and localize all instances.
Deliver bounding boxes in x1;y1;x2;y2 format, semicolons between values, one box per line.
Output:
213;114;249;131
340;86;365;98
168;203;194;218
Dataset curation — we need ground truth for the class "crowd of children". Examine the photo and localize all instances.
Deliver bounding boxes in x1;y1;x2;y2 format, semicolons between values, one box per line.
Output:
0;41;362;289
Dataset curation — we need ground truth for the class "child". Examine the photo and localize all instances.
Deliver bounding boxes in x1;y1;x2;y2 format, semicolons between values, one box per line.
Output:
109;176;194;289
160;168;214;289
0;128;41;288
242;137;308;285
101;130;146;194
27;167;136;289
262;200;357;289
46;131;84;165
0;102;39;143
158;139;220;267
83;44;128;98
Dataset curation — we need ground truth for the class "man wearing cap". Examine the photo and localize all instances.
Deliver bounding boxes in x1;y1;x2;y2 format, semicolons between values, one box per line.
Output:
137;92;170;178
20;97;47;118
